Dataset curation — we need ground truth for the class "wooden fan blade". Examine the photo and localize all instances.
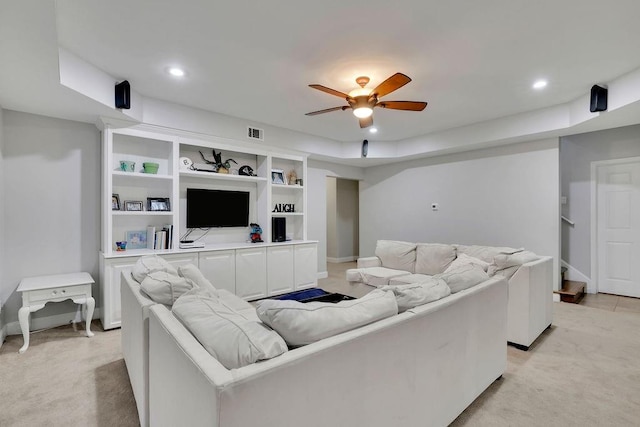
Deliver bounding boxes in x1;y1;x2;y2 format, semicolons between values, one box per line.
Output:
309;84;350;99
376;101;428;111
371;73;411;98
305;106;350;116
359;116;374;128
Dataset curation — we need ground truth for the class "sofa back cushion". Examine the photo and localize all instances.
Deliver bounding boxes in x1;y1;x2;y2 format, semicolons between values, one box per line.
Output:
488;250;539;279
382;278;451;312
256;289;398;346
435;263;490;293
415;243;456;275
455;245;523;264
375;240;417;273
445;253;490;273
172;293;287;369
132;255;178;283
140;271;198;305
177;263;217;295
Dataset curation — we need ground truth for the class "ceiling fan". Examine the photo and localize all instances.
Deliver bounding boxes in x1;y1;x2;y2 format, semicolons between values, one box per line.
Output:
305;72;428;128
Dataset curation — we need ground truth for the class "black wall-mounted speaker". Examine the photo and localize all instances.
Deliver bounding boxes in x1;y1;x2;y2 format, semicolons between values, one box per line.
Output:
115;80;131;109
362;139;368;158
272;217;286;242
590;84;608;112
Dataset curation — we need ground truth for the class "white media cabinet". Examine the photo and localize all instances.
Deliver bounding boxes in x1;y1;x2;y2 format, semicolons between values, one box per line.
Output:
99;122;316;330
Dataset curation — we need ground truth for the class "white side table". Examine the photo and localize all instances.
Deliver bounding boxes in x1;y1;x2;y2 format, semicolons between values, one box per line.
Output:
17;272;95;353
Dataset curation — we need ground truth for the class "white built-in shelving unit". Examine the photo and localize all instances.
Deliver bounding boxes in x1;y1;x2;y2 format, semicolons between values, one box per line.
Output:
98;122;316;329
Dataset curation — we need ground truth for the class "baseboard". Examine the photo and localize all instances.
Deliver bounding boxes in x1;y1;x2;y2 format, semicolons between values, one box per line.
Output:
327;256;357;263
5;308;101;336
553;293;561;302
317;271;328;279
561;260;593;293
0;303;5;349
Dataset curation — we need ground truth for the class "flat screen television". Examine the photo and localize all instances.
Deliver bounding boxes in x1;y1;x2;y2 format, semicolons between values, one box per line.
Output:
186;188;250;228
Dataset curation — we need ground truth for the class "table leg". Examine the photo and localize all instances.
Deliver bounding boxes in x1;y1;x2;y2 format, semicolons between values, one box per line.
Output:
18;306;30;354
85;297;95;337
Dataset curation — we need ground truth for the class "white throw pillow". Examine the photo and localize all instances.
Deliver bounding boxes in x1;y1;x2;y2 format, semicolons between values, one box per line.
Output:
375;240;417;273
256;289;398;346
177;263;217;295
347;267;412;288
435;263;489;293
444;253;490;273
414;243;456;275
492;251;539;270
382;278;451;312
172;293;287;369
132;255;178;283
140;271;197;305
455;245;523;264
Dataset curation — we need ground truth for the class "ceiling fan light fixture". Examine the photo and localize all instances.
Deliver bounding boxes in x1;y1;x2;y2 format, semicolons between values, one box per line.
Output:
348;87;372;98
353;107;373;118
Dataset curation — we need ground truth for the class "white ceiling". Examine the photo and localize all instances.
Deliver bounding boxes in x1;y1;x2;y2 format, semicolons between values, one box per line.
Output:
2;0;640;147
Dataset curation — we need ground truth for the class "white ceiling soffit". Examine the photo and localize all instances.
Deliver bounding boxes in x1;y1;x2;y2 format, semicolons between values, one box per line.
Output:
2;1;640;166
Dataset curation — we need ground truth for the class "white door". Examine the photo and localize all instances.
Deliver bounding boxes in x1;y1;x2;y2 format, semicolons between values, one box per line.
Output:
199;250;236;294
295;243;318;290
235;248;267;300
596;160;640;297
267;246;294;296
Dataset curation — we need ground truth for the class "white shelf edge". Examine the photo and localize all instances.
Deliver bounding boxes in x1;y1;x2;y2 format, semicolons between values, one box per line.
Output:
180;170;268;182
112;211;174;216
271;183;303;189
270;213;304;216
112;171;173;180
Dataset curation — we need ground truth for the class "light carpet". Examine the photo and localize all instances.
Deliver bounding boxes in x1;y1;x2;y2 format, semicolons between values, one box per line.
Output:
1;302;639;426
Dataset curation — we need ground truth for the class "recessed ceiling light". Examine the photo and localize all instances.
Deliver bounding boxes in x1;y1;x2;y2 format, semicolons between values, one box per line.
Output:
168;67;185;77
532;79;547;89
369;127;378;134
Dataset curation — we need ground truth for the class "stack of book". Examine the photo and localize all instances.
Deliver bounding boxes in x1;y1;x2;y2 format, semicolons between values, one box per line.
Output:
146;225;174;250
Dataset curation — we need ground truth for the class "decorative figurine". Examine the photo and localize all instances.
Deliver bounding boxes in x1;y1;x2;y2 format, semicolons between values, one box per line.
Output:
249;223;263;243
198;149;237;174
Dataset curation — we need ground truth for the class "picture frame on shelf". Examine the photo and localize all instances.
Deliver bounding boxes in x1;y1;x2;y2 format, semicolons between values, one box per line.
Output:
112;194;120;210
124;200;144;211
126;230;147;249
271;169;285;184
147;197;171;211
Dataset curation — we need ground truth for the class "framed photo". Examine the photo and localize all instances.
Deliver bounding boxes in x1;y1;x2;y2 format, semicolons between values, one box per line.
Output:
112;194;120;210
147;197;171;211
124;200;144;211
126;230;147;249
271;169;285;184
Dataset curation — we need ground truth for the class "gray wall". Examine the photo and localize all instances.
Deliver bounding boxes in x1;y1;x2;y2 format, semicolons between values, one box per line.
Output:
560;124;640;277
307;160;364;275
336;179;359;260
0;108;5;337
360;138;560;289
2;111;101;329
326;177;338;259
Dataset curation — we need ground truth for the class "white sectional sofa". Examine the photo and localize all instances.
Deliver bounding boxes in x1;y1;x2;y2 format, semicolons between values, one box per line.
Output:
147;276;508;427
120;254;509;426
347;240;554;350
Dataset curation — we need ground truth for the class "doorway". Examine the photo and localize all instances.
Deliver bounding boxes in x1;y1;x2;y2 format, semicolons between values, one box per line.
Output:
592;157;640;297
326;177;359;263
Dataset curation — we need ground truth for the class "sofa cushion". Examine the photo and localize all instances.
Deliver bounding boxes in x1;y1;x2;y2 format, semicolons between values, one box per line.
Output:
444;253;491;273
177;263;217;295
172;293;287;369
140;271;198;305
375;240;417;273
488;251;539;279
382;278;451;312
388;273;433;286
435;263;490;293
217;289;260;322
415;243;456;275
132;255;178;283
347;267;412;288
455;245;523;264
255;289;398;346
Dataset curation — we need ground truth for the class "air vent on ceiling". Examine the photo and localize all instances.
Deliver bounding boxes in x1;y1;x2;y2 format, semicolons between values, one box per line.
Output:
247;126;264;141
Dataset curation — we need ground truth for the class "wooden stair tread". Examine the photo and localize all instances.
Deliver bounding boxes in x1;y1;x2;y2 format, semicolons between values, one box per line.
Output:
555;280;585;304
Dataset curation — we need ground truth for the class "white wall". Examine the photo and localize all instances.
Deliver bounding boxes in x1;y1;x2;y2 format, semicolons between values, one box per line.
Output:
2;111;101;329
360;138;560;289
560;124;640;277
307;160;364;276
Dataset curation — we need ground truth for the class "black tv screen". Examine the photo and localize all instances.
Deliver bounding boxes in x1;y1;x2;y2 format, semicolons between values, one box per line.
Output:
186;188;249;228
